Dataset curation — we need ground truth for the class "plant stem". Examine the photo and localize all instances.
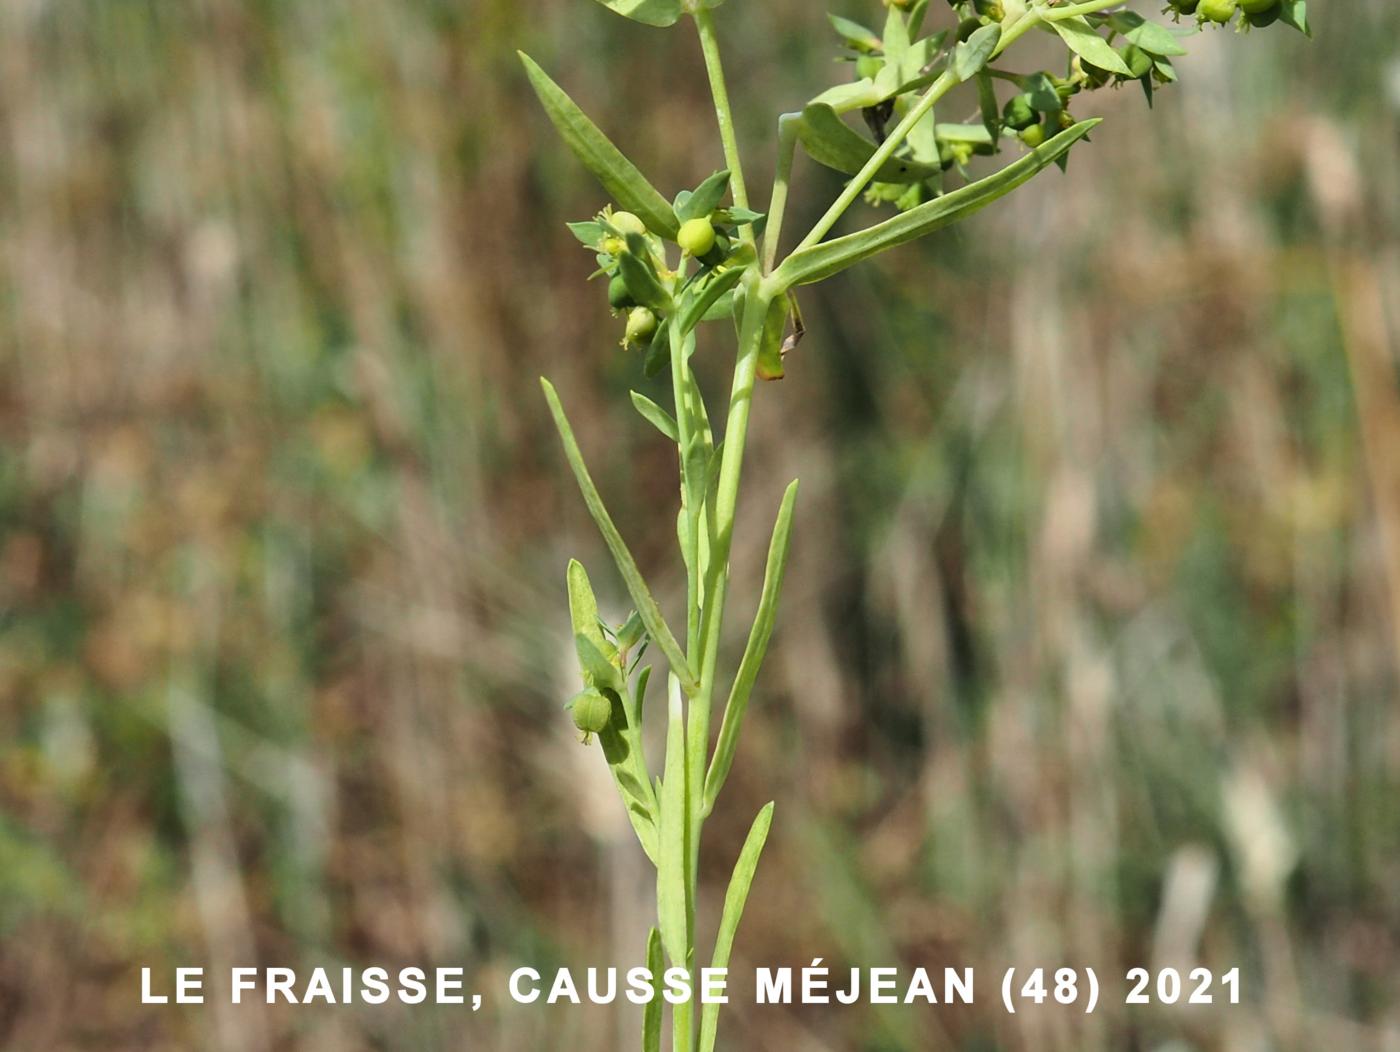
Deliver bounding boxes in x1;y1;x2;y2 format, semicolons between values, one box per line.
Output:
795;68;959;251
670;325;702;656
693;8;755;246
763;113;801;273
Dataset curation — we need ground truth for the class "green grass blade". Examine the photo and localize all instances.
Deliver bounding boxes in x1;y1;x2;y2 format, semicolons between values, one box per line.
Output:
542;378;699;697
704;481;798;813
696;802;775;1052
643;928;665;1052
657;676;690;965
518;53;680;238
772;120;1100;289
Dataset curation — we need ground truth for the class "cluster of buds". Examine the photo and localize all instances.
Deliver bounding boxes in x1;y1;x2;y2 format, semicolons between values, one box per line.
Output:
568;171;763;366
1170;0;1307;29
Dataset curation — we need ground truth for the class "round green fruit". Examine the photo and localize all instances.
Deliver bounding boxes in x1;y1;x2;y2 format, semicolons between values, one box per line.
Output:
1169;0;1200;12
570;689;612;737
610;211;648;237
1019;124;1046;148
625;307;657;344
608;274;636;310
1198;0;1237;23
677;218;717;258
1002;94;1037;132
1239;0;1278;11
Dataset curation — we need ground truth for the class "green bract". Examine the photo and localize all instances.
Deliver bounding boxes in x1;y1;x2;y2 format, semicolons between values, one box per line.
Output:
521;4;1308;1050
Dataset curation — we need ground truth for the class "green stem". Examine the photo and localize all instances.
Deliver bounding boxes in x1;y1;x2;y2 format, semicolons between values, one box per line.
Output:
693;7;755;246
670;324;702;657
1043;0;1128;21
795;68;959;251
763;114;801;273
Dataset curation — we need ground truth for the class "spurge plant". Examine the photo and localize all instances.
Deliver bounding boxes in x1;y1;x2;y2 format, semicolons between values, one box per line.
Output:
522;0;1308;1049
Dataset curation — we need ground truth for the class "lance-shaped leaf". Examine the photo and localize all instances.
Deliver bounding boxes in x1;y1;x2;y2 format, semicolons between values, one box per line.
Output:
675;266;744;336
631;391;679;443
953;23;1001;81
772;119;1100;289
696;802;775;1052
1048;15;1133;76
705;481;798;812
519;53;679;238
587;0;683;28
656;677;691;965
797;104;943;184
642;928;665;1052
542;379;699;696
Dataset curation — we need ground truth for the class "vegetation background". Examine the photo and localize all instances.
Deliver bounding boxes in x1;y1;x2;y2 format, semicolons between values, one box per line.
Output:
2;0;1398;1049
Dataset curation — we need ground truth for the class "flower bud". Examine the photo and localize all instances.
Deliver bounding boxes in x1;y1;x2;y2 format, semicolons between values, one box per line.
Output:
677;218;718;258
569;688;613;740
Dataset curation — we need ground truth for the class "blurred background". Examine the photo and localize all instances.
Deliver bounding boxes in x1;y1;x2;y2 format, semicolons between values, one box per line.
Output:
2;0;1398;1049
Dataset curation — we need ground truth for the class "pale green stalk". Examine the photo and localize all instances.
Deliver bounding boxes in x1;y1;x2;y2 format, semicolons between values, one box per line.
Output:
694;8;755;247
796;67;959;250
763;113;801;272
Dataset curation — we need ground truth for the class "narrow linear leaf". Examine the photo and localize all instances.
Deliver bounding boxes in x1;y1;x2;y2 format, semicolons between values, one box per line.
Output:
631;391;679;443
705;482;798;811
657;676;690;965
519;53;679;238
772;120;1100;289
798;103;943;184
541;379;699;696
676;266;744;336
1048;16;1133;76
642;928;664;1052
696;802;775;1052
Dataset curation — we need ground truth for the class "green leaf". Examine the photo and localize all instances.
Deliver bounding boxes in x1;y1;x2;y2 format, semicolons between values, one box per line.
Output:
798;104;943;184
696;802;775;1052
567;221;605;246
642;928;664;1052
772;119;1100;289
1049;16;1133;76
657;676;690;965
519;53;679;238
1106;11;1189;56
705;481;798;812
678;170;733;222
828;13;882;52
541;379;699;696
586;0;684;27
630;391;679;443
953;24;1001;81
809;78;883;114
568;561;624;689
676;266;745;336
618;237;673;312
1279;0;1310;36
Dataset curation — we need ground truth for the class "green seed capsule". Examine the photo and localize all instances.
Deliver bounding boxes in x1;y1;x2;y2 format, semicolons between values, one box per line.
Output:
677;218;717;258
608;274;637;310
610;211;648;237
973;0;1005;20
1019;123;1046;148
1198;0;1237;23
625;307;657;344
570;689;612;739
1169;0;1199;12
1002;94;1037;131
1239;0;1277;11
